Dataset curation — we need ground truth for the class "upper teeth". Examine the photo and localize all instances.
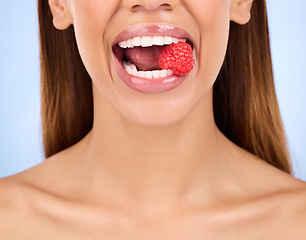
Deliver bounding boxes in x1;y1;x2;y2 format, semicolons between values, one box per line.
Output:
118;36;187;48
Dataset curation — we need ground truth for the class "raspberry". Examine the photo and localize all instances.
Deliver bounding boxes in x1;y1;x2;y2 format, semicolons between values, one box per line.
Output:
158;42;195;76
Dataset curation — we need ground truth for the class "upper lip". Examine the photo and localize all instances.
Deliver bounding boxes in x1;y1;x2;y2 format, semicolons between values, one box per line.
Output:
112;24;194;47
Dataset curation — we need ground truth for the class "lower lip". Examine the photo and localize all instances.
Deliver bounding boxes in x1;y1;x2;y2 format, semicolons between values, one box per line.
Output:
113;54;188;94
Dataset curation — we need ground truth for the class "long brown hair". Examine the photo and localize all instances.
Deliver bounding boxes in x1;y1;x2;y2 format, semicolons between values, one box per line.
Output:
38;0;291;173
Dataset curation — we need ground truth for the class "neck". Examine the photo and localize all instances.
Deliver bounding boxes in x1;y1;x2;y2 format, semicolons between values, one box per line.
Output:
74;89;233;214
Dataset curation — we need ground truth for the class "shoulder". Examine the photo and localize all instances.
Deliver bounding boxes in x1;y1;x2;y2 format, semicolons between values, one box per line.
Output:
0;171;72;239
0;159;71;234
222;175;306;238
0;176;31;213
0;177;35;237
282;181;306;222
228;143;306;235
272;181;306;237
246;153;306;221
246;178;306;237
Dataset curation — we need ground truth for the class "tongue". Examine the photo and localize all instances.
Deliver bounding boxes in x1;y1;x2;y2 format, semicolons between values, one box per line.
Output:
125;46;165;71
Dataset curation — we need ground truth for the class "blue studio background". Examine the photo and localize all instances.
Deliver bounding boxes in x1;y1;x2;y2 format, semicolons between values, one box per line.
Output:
0;0;306;180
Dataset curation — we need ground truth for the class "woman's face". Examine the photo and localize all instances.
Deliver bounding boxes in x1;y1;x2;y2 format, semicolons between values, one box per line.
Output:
60;0;240;127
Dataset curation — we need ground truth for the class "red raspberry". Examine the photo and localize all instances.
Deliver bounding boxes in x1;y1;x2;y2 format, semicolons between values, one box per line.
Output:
158;42;195;76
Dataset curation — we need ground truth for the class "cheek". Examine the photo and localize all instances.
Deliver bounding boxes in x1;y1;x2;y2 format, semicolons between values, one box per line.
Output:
69;1;119;86
187;0;230;90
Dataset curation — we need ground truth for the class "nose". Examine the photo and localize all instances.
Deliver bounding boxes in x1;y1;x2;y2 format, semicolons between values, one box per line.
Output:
122;0;179;12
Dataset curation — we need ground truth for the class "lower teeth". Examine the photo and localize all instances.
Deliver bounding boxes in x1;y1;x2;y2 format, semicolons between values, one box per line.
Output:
123;61;173;79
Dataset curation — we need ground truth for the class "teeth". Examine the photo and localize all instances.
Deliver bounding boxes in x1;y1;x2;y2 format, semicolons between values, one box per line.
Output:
127;39;133;48
141;36;153;47
123;61;173;79
164;36;173;45
118;36;187;48
132;37;141;47
118;41;128;48
152;36;165;46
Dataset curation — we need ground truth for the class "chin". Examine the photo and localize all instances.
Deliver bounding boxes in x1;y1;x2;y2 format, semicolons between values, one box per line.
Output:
111;81;212;129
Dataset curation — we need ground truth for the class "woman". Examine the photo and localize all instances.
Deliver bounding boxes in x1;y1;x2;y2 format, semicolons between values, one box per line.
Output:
0;0;305;238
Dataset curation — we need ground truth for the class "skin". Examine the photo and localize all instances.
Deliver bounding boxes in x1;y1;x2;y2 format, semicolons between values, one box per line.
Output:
1;0;306;239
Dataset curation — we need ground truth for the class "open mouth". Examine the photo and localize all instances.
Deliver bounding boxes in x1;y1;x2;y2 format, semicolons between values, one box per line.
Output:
112;36;194;79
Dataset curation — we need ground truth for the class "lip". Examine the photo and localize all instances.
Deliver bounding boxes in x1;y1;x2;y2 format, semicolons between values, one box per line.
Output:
112;24;194;46
113;54;188;93
112;24;195;93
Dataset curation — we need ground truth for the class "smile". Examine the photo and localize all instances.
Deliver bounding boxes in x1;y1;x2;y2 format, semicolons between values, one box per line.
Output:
112;24;195;93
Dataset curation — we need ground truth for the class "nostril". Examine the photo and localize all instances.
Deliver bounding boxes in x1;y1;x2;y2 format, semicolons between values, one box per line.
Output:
131;5;143;11
131;4;156;12
160;4;172;10
130;2;174;12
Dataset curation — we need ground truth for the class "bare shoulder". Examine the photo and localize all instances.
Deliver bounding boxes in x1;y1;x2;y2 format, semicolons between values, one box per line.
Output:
225;143;306;237
0;177;34;237
270;180;306;237
281;180;306;221
0;157;72;238
0;171;72;239
243;161;306;236
251;155;306;219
